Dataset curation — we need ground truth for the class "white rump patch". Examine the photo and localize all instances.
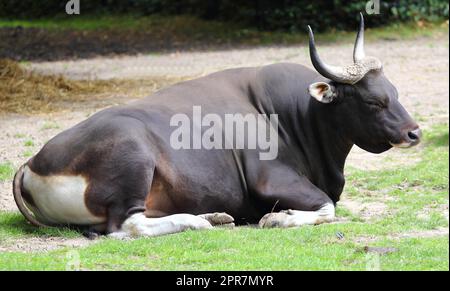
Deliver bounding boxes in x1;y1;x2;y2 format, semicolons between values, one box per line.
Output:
259;203;335;228
109;213;213;239
22;166;105;225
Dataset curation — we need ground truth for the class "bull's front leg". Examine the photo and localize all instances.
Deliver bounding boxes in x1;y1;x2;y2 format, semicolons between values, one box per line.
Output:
258;204;335;228
247;162;336;228
198;212;235;228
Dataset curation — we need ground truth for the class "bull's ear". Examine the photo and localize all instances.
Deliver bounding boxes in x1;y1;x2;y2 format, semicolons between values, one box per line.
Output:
308;82;337;103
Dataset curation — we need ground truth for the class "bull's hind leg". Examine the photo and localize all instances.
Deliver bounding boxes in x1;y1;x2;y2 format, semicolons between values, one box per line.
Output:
108;213;213;239
109;212;235;239
85;144;158;235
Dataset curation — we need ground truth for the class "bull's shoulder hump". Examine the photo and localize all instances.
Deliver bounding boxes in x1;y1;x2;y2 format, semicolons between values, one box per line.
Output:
260;63;316;76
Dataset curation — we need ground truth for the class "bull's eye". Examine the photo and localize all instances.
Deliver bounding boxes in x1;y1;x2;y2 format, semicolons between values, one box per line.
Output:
365;101;385;111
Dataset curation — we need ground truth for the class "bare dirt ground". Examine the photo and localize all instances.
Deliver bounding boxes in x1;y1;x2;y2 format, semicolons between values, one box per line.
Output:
0;236;92;253
353;227;449;245
0;35;448;250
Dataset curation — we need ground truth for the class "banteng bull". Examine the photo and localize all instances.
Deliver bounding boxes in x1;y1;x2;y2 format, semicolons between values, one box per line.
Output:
13;14;421;238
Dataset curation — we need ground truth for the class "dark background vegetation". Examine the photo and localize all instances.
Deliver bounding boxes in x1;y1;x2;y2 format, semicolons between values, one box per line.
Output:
0;0;449;31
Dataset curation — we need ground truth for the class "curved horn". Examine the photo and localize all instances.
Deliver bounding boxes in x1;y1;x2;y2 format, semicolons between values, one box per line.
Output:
308;25;354;84
353;12;366;63
307;15;381;85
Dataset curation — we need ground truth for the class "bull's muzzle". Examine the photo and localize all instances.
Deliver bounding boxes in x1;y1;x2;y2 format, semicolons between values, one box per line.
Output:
407;128;422;146
390;127;422;148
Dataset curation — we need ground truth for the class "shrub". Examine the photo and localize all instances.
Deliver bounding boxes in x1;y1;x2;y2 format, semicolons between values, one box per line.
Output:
0;0;448;31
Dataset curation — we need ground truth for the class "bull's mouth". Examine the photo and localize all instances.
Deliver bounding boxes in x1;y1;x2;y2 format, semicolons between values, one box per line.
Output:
389;141;418;148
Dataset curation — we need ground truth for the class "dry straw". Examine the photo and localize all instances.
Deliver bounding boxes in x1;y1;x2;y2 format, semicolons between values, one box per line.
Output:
0;59;182;114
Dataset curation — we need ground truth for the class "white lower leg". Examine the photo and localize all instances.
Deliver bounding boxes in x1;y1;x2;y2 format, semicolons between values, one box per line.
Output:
259;203;335;228
109;213;213;239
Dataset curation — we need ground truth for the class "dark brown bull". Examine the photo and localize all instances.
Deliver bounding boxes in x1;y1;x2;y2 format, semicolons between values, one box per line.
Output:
13;14;421;238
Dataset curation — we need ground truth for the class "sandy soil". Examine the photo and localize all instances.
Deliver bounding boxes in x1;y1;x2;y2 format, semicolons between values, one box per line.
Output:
353;227;449;245
338;199;390;221
0;35;448;250
0;236;93;253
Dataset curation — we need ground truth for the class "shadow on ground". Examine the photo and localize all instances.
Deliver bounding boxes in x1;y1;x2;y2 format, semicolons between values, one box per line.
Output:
0;26;267;62
0;212;78;238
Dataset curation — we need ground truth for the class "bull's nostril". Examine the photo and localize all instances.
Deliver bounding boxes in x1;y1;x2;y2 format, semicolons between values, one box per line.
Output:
408;132;418;140
408;128;422;142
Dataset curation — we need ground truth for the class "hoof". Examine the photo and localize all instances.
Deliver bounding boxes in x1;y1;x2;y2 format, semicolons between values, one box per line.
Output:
258;212;290;228
199;212;234;226
215;222;235;228
82;231;101;240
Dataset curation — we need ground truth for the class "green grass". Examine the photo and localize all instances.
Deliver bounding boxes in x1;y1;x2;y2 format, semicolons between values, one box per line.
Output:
0;123;448;270
0;14;160;31
0;220;447;271
13;133;26;139
23;140;34;147
12;136;36;155
0;14;448;45
0;212;79;242
40;121;61;131
0;162;14;182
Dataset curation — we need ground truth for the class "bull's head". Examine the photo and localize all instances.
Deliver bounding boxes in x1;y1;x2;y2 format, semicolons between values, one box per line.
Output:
307;13;421;153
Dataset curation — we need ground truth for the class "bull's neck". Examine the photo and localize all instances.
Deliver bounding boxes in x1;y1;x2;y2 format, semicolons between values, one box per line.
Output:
278;97;353;202
249;67;353;202
307;100;353;201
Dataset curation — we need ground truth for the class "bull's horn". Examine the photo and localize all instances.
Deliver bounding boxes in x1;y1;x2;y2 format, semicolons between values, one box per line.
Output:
353;12;366;63
308;25;361;84
307;25;356;84
307;14;382;85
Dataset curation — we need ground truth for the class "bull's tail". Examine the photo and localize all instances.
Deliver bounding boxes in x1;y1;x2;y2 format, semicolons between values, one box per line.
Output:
12;164;49;227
